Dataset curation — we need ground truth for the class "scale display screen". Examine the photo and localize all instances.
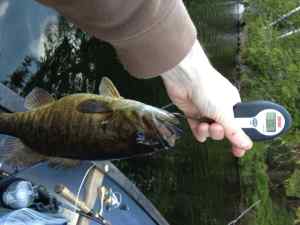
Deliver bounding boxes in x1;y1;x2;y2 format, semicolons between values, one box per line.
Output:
266;112;276;132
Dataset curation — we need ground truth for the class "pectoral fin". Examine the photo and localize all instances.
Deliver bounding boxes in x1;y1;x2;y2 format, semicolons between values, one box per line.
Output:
99;77;122;98
25;87;55;110
77;99;112;113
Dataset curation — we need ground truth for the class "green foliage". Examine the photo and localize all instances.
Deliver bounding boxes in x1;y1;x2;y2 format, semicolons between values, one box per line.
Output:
241;0;300;136
239;0;300;224
246;0;299;22
285;169;300;198
296;208;300;224
240;144;294;225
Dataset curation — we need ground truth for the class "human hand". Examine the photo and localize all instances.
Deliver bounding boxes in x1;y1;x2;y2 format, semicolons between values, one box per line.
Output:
160;41;253;157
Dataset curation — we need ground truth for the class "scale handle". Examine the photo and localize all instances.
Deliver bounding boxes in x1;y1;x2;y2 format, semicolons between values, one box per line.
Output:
233;101;292;141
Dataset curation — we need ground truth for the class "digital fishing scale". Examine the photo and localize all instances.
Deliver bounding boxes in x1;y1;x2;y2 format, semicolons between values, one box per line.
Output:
233;101;292;141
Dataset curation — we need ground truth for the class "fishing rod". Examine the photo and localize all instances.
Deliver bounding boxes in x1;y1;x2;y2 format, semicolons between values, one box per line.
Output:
58;202;111;225
55;184;112;225
164;101;292;141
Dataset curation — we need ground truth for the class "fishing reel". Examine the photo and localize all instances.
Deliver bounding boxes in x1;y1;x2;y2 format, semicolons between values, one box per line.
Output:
97;186;129;213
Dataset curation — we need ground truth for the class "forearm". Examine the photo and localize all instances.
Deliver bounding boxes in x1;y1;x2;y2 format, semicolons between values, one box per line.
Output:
161;40;215;84
36;0;197;78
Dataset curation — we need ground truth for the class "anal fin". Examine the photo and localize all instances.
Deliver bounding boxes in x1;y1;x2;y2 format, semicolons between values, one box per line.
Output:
1;136;47;168
1;136;81;170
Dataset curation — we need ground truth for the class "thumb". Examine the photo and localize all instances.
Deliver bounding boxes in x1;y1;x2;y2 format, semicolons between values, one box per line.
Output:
219;113;253;150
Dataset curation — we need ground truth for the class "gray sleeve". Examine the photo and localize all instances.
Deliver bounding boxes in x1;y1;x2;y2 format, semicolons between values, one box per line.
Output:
36;0;197;78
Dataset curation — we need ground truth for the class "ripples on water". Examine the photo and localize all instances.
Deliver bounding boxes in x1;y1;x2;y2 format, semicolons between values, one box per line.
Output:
0;1;243;224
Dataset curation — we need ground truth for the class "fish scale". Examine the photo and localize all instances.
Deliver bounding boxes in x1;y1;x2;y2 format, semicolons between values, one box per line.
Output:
15;111;48;154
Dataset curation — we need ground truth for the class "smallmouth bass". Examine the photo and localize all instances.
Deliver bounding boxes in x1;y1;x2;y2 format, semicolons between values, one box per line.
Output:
0;77;182;167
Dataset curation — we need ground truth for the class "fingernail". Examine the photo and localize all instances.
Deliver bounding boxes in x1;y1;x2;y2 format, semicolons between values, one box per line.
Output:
238;134;252;149
198;137;207;143
236;151;245;157
243;141;253;150
232;148;245;157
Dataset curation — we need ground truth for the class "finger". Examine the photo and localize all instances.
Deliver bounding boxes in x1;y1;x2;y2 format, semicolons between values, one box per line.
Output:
196;123;210;142
187;119;209;143
224;122;253;150
232;146;246;158
218;112;253;150
209;123;225;140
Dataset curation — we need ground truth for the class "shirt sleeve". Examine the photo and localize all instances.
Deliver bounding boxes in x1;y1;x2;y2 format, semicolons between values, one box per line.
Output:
36;0;197;78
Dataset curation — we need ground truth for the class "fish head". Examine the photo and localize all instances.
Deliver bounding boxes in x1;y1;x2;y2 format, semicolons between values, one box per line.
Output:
96;76;183;150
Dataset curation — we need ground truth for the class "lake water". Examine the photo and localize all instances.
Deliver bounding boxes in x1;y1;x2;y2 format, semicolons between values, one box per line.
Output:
0;0;244;224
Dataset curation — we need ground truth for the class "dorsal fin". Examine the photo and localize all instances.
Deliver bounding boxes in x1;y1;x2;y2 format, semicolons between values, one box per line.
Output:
99;77;122;98
24;87;55;110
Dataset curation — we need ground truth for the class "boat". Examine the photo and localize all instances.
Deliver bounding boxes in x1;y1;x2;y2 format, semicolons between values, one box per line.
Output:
0;83;169;225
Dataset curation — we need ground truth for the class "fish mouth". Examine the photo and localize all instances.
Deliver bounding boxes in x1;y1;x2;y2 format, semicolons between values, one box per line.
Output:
139;110;182;150
134;104;183;150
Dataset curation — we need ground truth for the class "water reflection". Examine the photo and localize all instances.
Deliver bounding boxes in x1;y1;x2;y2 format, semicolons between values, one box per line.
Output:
0;0;57;80
1;1;241;225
